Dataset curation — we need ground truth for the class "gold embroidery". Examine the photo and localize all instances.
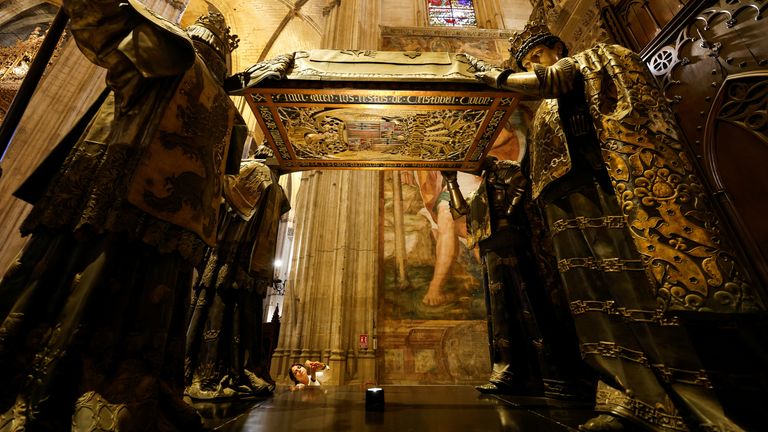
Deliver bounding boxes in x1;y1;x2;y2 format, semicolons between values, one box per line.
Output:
596;382;689;432
550;215;627;235
558;257;645;273
569;300;680;325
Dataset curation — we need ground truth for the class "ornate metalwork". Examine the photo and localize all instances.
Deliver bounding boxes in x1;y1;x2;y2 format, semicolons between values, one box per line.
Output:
595;382;690;432
550;215;628;235
646;28;693;103
696;0;766;29
574;44;762;313
569;300;681;325
645;0;767;103
649;47;677;76
580;342;651;366
232;50;519;171
558;257;647;273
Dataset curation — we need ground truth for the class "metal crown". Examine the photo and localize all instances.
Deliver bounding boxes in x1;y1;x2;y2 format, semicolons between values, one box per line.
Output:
508;19;557;66
186;12;240;57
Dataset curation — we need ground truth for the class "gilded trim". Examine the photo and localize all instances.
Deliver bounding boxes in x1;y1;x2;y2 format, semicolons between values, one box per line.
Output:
580;341;650;366
558;257;646;273
569;300;680;325
596;382;689;432
550;215;627;236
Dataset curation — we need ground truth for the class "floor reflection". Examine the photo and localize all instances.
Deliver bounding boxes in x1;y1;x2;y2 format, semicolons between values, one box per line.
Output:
187;396;271;430
191;385;596;431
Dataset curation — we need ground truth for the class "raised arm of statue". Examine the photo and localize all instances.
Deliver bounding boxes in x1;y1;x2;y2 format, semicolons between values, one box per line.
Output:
227;53;295;94
62;0;195;103
468;53;579;99
441;171;470;217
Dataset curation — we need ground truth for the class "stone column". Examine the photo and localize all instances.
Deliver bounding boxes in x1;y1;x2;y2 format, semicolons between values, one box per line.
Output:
272;168;380;385
474;0;506;29
271;0;383;386
321;0;380;50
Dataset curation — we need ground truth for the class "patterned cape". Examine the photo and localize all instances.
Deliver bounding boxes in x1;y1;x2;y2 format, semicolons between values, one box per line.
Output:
529;43;763;313
19;0;244;253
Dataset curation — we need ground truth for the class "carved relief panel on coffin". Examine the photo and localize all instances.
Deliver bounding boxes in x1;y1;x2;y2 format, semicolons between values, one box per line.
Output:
229;49;520;171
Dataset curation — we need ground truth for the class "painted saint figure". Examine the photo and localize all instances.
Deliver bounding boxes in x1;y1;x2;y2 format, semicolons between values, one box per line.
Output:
416;170;480;306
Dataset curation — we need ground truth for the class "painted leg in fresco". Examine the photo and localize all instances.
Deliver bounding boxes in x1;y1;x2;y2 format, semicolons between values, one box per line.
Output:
422;202;458;306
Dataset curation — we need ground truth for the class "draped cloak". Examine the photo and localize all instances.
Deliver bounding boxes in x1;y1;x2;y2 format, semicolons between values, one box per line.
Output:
0;1;244;430
527;43;767;431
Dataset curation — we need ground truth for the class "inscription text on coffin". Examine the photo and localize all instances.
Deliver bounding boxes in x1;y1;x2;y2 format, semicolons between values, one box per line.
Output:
230;50;520;171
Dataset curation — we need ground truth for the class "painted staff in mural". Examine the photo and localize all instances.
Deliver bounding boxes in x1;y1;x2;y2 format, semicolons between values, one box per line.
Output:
466;16;767;432
0;1;244;429
185;151;290;400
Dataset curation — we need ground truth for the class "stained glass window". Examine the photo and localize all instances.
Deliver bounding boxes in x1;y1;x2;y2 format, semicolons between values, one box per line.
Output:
427;0;477;27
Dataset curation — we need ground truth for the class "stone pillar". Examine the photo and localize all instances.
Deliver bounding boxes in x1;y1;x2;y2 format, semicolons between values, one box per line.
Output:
474;0;506;29
0;0;188;272
272;168;381;385
271;0;382;386
321;0;380;50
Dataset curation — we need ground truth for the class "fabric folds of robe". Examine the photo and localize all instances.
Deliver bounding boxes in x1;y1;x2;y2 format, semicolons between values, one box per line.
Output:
528;43;768;431
0;0;243;429
185;161;290;400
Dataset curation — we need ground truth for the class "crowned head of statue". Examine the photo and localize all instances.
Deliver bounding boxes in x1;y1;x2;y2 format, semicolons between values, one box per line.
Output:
186;12;240;82
508;16;568;72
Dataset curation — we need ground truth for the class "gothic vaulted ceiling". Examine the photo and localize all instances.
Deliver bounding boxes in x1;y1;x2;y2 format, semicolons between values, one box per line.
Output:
7;1;532;73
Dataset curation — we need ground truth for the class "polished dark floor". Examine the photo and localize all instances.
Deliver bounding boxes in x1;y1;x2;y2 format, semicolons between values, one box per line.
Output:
191;385;596;431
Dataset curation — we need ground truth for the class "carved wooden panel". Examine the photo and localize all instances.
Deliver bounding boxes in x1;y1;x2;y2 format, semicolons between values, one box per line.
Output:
704;73;768;284
602;0;691;52
639;0;768;287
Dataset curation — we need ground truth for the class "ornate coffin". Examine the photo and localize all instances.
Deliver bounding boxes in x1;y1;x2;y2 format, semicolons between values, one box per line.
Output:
227;50;520;172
